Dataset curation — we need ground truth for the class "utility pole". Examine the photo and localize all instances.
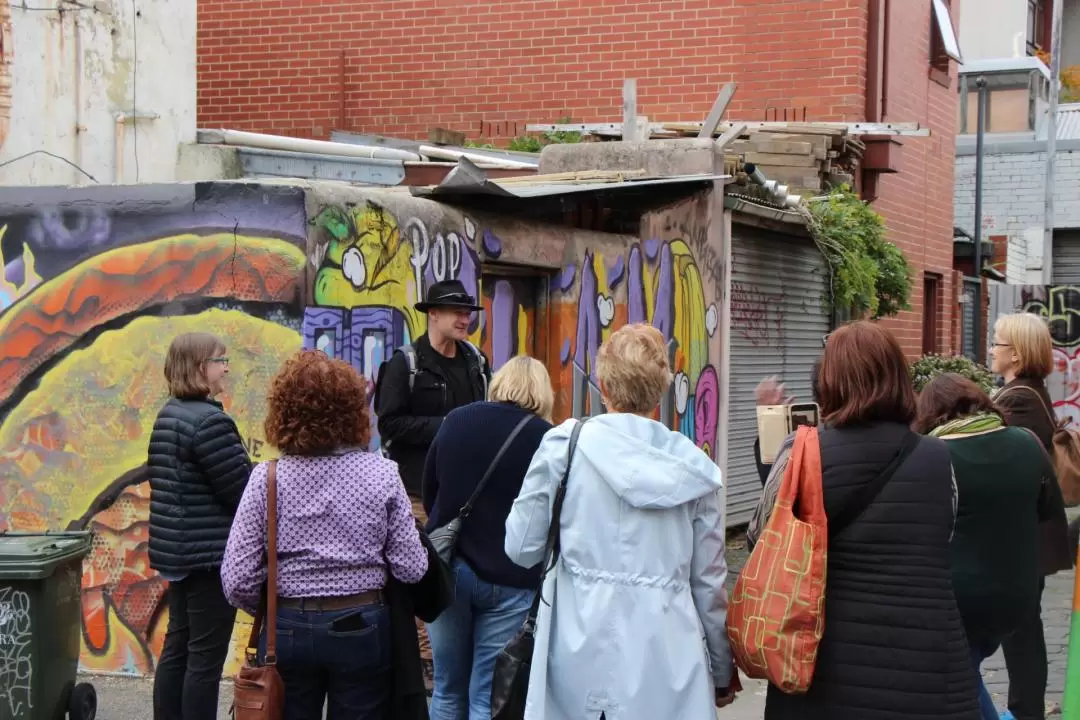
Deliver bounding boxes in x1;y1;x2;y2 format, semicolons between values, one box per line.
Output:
974;77;987;361
1043;0;1064;284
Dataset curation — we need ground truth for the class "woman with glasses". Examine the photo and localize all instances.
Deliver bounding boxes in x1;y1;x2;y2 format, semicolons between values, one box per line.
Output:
988;313;1071;720
148;333;252;720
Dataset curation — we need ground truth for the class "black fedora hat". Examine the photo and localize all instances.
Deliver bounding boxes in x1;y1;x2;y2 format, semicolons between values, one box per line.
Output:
415;279;484;312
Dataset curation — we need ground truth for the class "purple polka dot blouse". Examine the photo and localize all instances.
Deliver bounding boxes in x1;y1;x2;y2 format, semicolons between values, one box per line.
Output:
221;451;429;614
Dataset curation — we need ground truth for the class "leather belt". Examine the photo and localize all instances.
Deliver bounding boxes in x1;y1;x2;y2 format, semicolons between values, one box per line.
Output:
278;590;383;611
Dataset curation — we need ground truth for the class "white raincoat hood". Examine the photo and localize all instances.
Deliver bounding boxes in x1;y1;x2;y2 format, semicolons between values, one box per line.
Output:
576;412;723;509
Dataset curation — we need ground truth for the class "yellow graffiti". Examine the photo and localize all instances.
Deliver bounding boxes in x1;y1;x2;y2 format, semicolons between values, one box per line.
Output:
0;309;299;674
670;240;708;379
0;224;43;304
314;203;424;338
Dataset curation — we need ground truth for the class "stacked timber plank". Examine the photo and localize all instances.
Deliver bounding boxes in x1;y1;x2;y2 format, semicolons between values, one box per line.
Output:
662;122;865;193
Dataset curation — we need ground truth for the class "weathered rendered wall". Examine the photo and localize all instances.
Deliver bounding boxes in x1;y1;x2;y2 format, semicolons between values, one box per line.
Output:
1;0;196;186
0;180;723;680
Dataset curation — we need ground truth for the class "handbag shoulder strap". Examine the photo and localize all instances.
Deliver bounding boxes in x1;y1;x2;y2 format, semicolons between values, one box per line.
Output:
1000;385;1058;428
828;431;919;536
459;414;533;519
245;459;280;665
524;418;588;626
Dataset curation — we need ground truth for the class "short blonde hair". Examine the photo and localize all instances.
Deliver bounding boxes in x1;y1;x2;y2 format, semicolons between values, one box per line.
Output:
995;312;1053;379
164;332;225;399
596;323;672;414
489;356;554;422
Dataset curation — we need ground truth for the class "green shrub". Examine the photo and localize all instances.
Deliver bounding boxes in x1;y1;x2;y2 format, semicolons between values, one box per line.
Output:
910;353;996;395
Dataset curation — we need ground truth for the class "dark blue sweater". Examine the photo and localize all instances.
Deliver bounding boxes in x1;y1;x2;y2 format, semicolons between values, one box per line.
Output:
422;401;551;590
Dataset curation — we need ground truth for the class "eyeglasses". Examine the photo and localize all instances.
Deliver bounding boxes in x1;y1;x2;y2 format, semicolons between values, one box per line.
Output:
821;333;831;348
988;343;1011;349
207;357;230;367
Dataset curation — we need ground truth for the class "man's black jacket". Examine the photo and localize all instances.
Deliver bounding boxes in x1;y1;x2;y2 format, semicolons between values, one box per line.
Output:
147;397;252;573
374;333;490;497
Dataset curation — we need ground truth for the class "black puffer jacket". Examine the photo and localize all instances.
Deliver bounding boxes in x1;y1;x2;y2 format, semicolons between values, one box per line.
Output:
147;398;252;574
764;422;979;720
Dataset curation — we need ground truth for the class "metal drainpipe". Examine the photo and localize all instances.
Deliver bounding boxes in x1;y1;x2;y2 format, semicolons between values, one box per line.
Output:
974;77;987;362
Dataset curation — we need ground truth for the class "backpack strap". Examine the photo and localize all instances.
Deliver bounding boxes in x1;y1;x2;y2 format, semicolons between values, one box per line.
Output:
461;340;489;400
399;344;419;393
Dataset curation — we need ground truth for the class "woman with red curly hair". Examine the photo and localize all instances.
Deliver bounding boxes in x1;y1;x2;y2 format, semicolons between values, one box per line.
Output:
222;350;429;718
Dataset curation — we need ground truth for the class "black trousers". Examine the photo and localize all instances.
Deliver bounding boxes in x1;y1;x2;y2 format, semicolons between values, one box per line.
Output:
1002;577;1047;720
153;570;238;720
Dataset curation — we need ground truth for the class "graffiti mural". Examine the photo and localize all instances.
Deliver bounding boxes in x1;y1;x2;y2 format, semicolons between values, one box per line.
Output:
303;192;721;459
302;200;541;449
0;183;307;676
4;183;722;679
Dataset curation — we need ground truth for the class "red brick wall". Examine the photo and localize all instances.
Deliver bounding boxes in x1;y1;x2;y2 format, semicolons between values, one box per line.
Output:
197;0;869;139
197;0;958;358
870;0;960;357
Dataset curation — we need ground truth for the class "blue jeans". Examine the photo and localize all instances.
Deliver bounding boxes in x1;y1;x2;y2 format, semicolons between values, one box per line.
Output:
971;640;1001;720
426;559;534;720
259;601;391;720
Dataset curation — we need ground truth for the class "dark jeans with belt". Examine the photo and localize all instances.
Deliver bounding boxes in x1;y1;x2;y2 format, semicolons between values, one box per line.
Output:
259;592;391;720
153;570;238;720
1002;576;1048;720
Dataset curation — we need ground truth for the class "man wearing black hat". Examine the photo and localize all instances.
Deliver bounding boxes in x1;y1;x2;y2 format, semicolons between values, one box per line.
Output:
374;279;492;688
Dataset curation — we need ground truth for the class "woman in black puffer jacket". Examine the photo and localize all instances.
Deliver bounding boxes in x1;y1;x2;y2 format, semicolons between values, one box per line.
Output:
148;332;252;720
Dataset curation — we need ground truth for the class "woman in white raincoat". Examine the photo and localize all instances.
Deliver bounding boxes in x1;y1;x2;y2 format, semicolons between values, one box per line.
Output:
504;323;736;720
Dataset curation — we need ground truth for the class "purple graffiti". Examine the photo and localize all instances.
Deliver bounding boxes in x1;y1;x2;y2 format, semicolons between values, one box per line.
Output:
491;280;515;369
628;246;646;324
607;255;625;289
652;242;674;337
482;229;503;258
574;253;602;378
553;264;577;293
693;366;719;458
561;337;572;364
643;238;660;262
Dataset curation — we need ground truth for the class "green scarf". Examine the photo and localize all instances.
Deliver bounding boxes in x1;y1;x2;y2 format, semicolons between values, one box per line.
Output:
928;412;1004;438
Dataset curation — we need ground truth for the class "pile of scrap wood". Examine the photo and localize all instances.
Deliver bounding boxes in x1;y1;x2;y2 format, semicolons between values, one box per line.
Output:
662;122;864;192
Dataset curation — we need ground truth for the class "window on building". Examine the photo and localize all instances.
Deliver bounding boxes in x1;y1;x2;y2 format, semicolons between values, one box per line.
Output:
930;0;963;76
957;69;1049;134
922;274;942;355
1028;0;1047;55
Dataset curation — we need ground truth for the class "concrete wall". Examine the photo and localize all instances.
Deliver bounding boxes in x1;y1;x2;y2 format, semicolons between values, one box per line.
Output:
954;148;1080;282
958;0;1029;61
0;0;196;186
0;179;724;678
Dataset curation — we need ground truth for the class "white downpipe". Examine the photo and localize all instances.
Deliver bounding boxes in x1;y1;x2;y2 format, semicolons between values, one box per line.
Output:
203;129;422;162
418;145;538;170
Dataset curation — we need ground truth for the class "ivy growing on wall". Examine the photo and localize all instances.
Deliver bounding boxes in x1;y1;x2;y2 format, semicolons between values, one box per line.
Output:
803;186;913;319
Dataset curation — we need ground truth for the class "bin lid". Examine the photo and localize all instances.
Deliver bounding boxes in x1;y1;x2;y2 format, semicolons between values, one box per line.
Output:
0;532;93;580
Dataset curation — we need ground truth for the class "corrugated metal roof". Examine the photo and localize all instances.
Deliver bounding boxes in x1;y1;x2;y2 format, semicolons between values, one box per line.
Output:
411;172;728;199
1051;104;1080;141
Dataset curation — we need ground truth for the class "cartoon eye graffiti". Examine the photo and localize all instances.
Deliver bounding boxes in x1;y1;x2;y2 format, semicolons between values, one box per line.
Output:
342;247;367;290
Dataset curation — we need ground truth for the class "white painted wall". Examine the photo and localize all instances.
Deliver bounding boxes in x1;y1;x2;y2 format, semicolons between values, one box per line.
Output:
958;0;1030;62
0;0;195;186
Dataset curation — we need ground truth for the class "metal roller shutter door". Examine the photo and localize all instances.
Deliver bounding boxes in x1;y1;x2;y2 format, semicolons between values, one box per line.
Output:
727;226;830;526
1053;230;1080;284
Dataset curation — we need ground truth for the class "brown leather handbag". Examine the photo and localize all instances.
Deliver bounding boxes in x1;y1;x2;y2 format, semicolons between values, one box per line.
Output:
233;460;285;718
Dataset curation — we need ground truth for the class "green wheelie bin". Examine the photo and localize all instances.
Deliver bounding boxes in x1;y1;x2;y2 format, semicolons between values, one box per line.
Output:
0;532;97;720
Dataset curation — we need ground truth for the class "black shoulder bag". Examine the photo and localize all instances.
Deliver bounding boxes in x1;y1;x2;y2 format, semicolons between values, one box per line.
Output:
429;414;533;565
490;418;588;720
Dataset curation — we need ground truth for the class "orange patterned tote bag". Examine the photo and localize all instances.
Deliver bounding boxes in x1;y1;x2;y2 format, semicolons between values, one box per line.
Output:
726;425;827;694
